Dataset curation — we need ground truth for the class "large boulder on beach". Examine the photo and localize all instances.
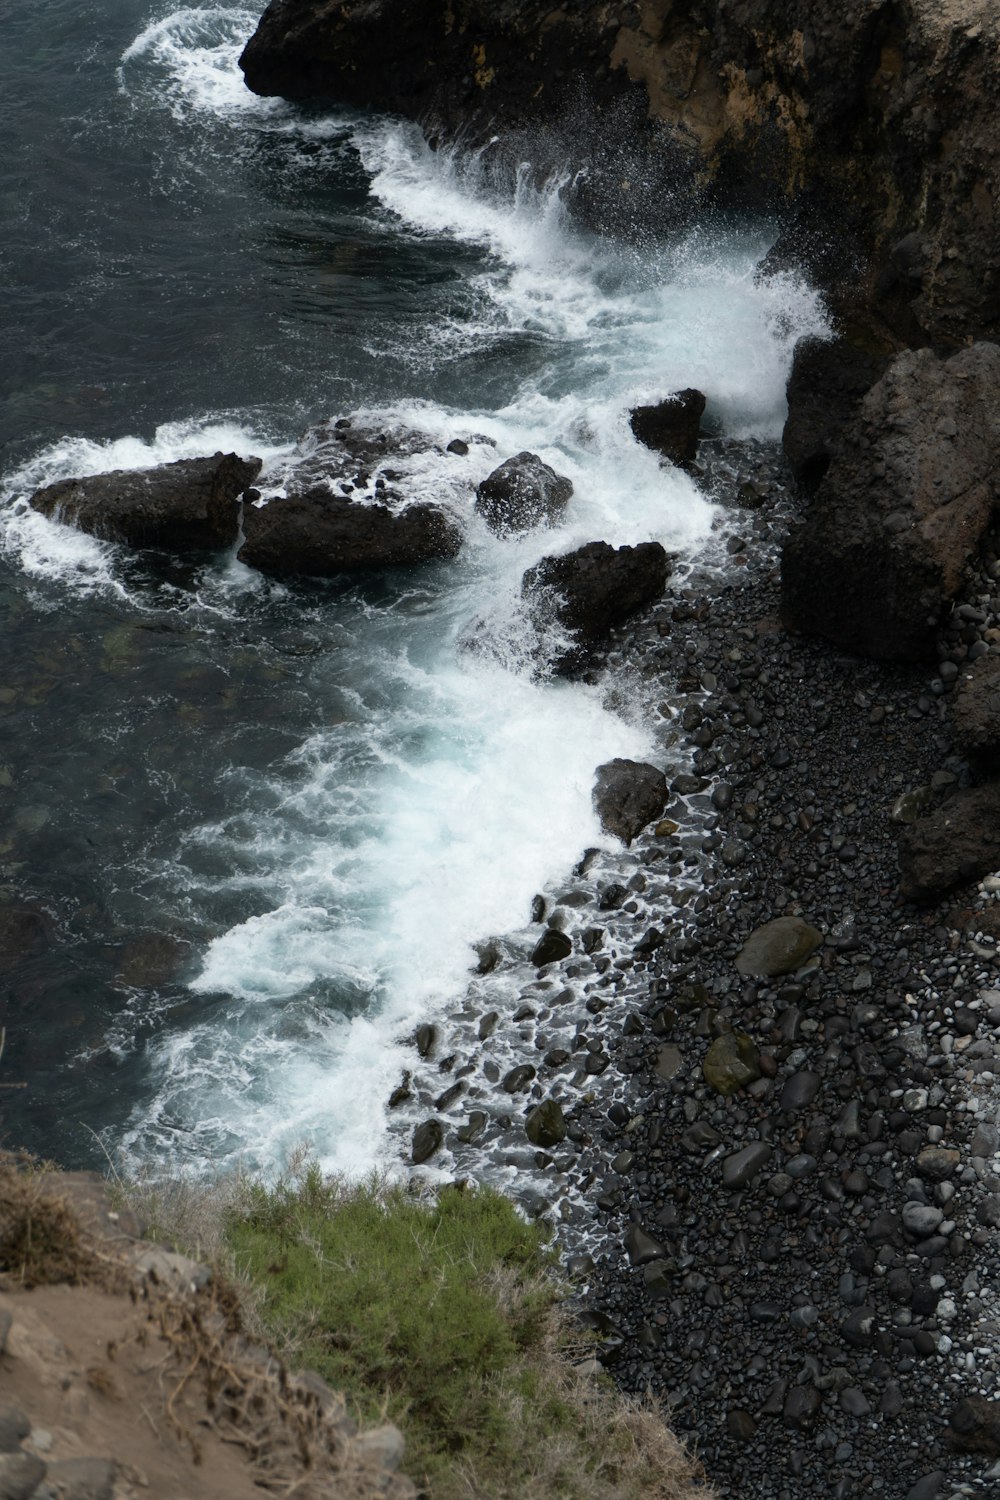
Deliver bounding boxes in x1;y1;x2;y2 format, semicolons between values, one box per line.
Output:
898;782;1000;901
237;416;466;577
735;917;823;977
522;540;671;676
782;335;889;489
781;344;1000;660
29;453;261;552
474;452;572;537
952;656;1000;768
629;389;705;467
593;759;668;845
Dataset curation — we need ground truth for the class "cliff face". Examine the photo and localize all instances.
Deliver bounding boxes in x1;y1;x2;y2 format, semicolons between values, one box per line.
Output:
240;0;1000;344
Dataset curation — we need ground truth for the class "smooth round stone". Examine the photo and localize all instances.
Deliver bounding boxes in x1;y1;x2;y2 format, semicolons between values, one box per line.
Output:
735;916;823;977
780;1069;822;1111
916;1147;960;1181
903;1201;944;1236
840;1387;872;1417
790;1305;820;1329
786;1153;818;1179
904;1475;945;1500
722;1141;773;1190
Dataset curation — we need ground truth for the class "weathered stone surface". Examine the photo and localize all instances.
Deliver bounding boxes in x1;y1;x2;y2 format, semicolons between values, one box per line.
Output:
898;782;1000;900
474;452;572;536
703;1032;761;1095
592;759;667;846
522;541;671;676
238;416;466;576
0;1403;29;1454
525;1100;567;1148
354;1424;406;1472
735;916;823;976
0;1452;46;1500
30;454;260;552
241;1;1000;347
782;335;889;489
629;389;705;467
781;345;1000;659
950;1395;1000;1456
953;655;1000;766
239;495;462;577
41;1457;116;1500
625;1225;666;1267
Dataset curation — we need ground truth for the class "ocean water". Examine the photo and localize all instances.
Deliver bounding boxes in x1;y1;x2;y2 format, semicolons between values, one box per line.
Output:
0;1;827;1176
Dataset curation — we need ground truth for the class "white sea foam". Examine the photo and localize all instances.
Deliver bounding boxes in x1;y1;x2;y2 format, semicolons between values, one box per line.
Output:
0;418;290;599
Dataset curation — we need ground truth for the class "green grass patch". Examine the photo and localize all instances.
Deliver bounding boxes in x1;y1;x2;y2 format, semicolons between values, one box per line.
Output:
221;1165;714;1500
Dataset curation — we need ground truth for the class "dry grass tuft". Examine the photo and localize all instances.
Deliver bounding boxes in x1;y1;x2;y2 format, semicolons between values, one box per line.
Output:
0;1156;108;1288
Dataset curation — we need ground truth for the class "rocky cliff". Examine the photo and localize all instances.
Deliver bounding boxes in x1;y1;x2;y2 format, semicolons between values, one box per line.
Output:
241;0;1000;345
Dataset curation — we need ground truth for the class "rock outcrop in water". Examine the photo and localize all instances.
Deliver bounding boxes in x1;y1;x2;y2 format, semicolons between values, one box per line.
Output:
474;451;573;537
29;453;261;552
781;343;1000;660
238;415;467;576
629;389;705;468
240;0;1000;347
522;540;672;677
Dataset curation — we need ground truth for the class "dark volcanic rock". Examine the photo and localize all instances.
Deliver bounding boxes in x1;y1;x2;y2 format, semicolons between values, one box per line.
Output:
531;929;572;967
411;1119;443;1165
952;654;1000;766
781;344;1000;659
735;916;823;976
898;781;1000;900
30;453;261;552
629;389;705;467
949;1395;1000;1456
592;759;668;845
522;541;671;676
240;496;462;577
237;417;467;577
782;335;889;489
474;452;572;536
525;1099;567;1148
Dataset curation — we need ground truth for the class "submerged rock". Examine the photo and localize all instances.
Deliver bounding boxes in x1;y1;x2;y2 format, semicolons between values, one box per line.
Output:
781;344;1000;659
592;759;668;845
629;389;705;467
522;540;671;676
30;453;261;552
474;451;572;536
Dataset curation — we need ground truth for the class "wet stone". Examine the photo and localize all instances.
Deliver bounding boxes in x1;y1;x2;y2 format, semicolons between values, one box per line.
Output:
411;1119;443;1164
625;1225;667;1266
721;1141;772;1189
703;1030;761;1095
531;928;572;966
525;1099;566;1147
780;1069;822;1111
456;1110;488;1144
654;1044;683;1081
502;1064;536;1093
735;916;823;977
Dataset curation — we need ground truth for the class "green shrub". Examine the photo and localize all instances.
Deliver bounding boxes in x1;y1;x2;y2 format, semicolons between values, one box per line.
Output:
219;1164;714;1500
